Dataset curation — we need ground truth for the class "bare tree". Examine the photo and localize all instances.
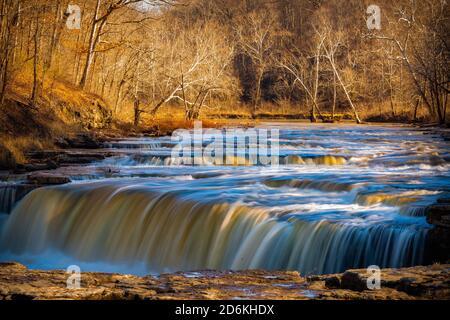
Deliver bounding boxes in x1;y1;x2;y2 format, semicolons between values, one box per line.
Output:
320;27;362;124
30;7;41;107
279;46;325;122
235;10;280;113
367;0;449;123
127;19;235;125
78;0;176;89
0;0;20;104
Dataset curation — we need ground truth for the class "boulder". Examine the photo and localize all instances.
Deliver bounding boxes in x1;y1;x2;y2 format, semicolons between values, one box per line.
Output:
340;271;367;292
27;173;71;185
62;133;103;149
425;201;450;263
426;226;450;264
437;198;450;204
426;204;450;227
324;276;340;289
23;161;59;172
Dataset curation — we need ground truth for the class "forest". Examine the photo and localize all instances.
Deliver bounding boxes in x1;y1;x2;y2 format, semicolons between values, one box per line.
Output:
0;0;449;137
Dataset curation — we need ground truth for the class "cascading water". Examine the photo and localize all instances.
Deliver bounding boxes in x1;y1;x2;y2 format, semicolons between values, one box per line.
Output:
0;185;17;214
0;124;449;275
0;184;36;214
0;181;429;274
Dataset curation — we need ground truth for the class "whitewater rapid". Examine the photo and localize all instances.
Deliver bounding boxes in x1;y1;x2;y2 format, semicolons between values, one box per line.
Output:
0;123;449;275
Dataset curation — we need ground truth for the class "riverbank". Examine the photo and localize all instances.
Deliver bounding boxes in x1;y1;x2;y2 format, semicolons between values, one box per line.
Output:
2;119;449;174
1;75;448;171
0;262;448;300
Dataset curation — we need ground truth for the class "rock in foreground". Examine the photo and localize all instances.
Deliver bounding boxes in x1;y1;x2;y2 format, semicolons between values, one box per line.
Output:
0;263;448;300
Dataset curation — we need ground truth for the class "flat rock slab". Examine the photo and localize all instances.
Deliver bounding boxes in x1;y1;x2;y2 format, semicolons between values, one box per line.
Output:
26;173;71;185
0;263;448;300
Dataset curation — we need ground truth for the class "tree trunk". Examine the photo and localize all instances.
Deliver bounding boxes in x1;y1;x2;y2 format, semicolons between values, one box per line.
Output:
388;61;396;118
312;52;321;122
253;69;263;114
332;72;336;120
46;0;62;71
0;0;19;104
413;97;420;122
79;0;101;89
31;12;40;107
133;98;141;127
328;58;362;124
114;79;125;115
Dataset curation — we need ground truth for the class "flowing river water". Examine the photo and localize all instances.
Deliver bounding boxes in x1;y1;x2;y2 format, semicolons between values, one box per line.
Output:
0;123;449;275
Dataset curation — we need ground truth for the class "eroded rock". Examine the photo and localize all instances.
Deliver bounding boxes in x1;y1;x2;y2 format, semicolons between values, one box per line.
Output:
426;204;450;227
0;262;448;300
340;271;366;292
27;173;71;185
425;200;450;264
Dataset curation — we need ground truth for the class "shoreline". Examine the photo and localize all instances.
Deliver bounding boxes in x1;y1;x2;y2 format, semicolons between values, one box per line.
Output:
2;119;448;174
0;262;448;300
1;119;447;178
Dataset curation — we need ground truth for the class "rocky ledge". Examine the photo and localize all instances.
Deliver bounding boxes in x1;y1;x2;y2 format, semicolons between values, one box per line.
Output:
425;199;450;263
0;262;448;300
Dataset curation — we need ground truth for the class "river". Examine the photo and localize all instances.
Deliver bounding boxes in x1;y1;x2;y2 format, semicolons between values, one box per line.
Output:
0;123;449;275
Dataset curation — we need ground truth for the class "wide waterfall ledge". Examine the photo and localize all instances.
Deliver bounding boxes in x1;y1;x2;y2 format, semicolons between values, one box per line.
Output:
0;124;449;276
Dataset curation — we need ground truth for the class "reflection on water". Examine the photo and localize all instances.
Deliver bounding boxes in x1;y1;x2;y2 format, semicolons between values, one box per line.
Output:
0;123;449;275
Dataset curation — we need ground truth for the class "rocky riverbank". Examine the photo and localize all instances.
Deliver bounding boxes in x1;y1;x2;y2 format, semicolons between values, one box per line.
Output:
0;262;448;300
425;199;450;263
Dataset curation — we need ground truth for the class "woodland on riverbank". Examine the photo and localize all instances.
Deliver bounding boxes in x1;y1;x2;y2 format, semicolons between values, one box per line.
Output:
0;0;449;167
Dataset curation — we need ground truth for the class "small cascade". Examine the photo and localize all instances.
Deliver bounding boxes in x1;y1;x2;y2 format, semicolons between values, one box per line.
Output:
399;206;428;217
0;185;37;214
231;218;426;274
0;184;429;275
0;186;16;214
104;154;348;167
263;179;355;192
355;190;439;207
282;155;347;166
106;141;175;150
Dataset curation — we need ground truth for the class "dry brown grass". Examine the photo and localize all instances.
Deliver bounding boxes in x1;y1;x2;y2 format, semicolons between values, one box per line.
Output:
358;101;432;123
11;70;110;127
1;66;442;170
0;135;53;167
106;89;441;126
0;69;113;168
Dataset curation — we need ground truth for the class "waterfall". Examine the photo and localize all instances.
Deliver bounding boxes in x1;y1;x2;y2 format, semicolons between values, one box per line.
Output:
0;186;17;214
263;178;355;192
0;185;36;214
0;182;428;275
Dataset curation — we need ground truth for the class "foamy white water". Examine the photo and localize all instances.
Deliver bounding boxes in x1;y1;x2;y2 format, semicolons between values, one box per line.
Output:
0;123;449;275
